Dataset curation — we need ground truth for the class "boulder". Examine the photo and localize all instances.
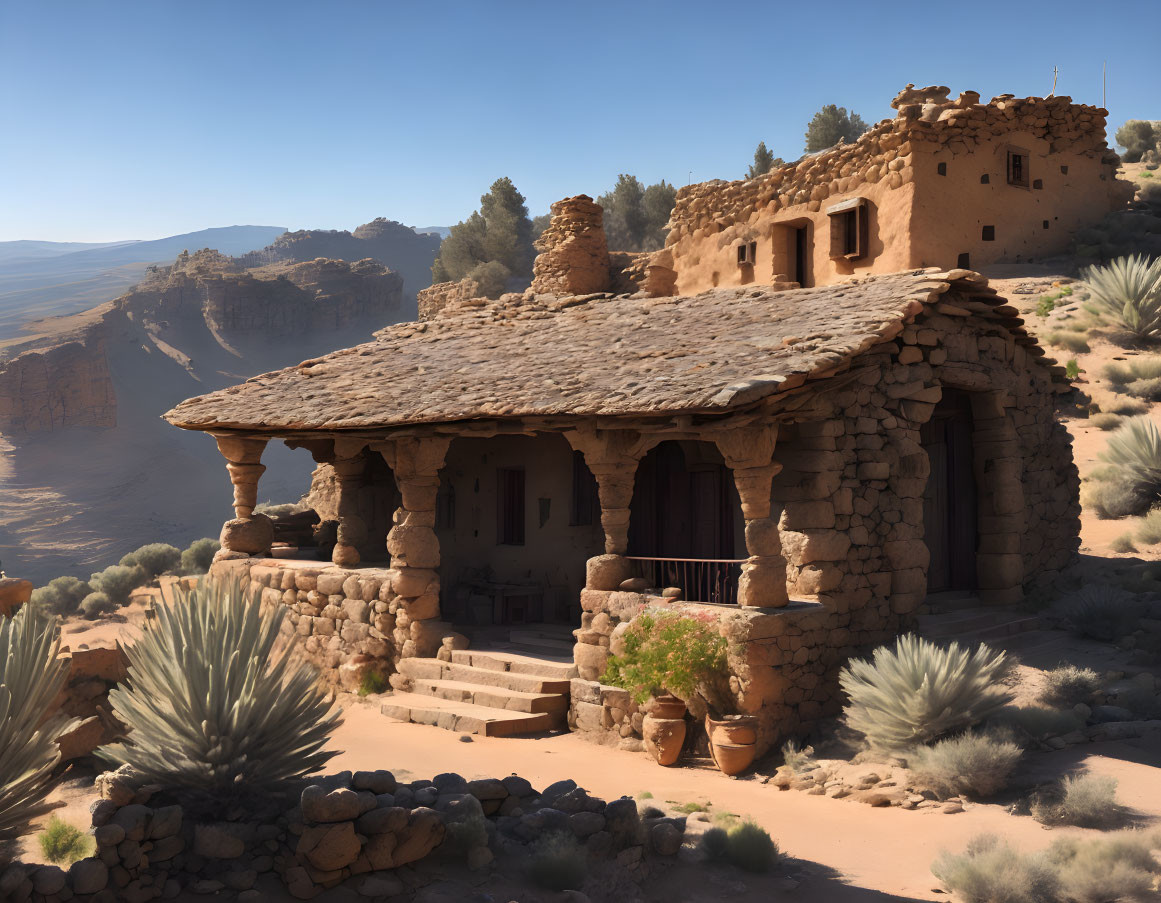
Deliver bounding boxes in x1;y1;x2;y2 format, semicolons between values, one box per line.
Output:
0;577;32;616
297;821;360;872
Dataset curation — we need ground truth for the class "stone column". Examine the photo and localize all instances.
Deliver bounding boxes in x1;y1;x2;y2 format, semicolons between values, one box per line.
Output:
375;438;450;658
564;427;658;591
330;454;368;568
713;425;789;608
213;434;273;557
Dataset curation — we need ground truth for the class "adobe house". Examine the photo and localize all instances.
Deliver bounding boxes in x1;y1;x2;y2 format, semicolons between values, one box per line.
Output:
667;85;1131;293
165;222;1080;749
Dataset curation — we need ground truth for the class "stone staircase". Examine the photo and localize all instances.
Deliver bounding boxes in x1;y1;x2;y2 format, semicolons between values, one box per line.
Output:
382;649;577;737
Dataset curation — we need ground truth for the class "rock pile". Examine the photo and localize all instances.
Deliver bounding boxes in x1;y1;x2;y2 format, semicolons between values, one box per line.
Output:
531;195;611;295
0;767;684;902
54;645;128;761
417;277;482;321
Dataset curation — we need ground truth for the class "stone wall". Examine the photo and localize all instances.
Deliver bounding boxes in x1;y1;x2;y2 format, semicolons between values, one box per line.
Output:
417;277;481;321
531;195;611;295
0;766;684;902
608;249;678;297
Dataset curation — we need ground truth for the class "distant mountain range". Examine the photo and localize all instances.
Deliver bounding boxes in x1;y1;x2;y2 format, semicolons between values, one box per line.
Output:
413;225;451;239
0;225;287;340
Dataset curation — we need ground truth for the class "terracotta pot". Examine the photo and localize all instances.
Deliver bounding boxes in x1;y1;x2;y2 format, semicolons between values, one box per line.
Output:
705;714;758;746
647;693;688;720
642;715;687;766
711;741;757;776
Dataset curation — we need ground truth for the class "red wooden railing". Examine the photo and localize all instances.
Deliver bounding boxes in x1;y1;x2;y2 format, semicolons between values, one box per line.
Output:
624;556;746;605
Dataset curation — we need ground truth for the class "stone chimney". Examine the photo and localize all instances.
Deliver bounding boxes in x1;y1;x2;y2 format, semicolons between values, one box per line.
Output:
531;195;610;295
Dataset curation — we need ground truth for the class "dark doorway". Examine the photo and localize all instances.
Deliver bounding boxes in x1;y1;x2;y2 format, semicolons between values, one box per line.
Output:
921;390;978;593
792;226;810;287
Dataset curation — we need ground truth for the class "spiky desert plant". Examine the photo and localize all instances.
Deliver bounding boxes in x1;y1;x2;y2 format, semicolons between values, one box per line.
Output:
839;634;1014;749
1097;415;1161;505
98;578;341;794
0;605;76;847
1083;254;1161;339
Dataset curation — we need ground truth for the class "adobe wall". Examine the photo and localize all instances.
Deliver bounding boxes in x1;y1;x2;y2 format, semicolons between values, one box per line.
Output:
570;289;1080;751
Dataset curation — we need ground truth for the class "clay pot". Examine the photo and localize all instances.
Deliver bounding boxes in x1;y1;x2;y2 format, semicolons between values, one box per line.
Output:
706;714;759;776
647;693;687;720
642;714;687;767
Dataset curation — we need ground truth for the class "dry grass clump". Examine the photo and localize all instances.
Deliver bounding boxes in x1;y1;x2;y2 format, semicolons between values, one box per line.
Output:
1089;413;1124;431
1083;479;1153;518
1038;666;1102;708
1103;356;1161;386
909;732;1023;800
839;634;1013;749
1136;509;1161;545
1104;397;1150;416
1033;774;1129;829
990;706;1082;741
1061;585;1146;642
724;821;780;873
1086;416;1161;518
1111;533;1139;553
780;739;814;773
1046;331;1091;353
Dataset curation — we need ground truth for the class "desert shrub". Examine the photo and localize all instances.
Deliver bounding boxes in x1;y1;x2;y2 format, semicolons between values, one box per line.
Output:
253;501;304;518
30;576;93;617
910;732;1023;800
465;259;512;299
931;834;1060;903
1065;359;1082;380
1083;477;1153;518
726;821;780;873
1039;665;1102;708
118;543;181;579
1103;356;1161;385
38;816;92;864
1046;331;1090;353
1137;509;1161;545
1111;533;1138;552
1105;397;1149;416
699;826;730;862
1093;416;1161;513
602;610;728;708
0;605;76;847
1089;414;1123;431
97;578;341;794
1062;584;1146;641
781;739;815;772
1033;774;1128;829
180;538;220;575
358;671;388;697
839;634;1013;749
636;790;653;799
640;805;665;819
1046;831;1161;903
989;706;1082;741
1083;255;1161;340
90;564;147;606
1126;376;1161;400
1036;296;1056;317
527;831;586;891
79;592;116;621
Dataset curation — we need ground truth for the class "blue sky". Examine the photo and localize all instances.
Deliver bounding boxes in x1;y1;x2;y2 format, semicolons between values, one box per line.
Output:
0;0;1155;242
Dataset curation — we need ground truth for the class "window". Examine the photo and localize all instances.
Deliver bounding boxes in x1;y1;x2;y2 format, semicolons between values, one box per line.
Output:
569;451;598;526
957;252;971;269
980;174;990;184
937;162;947;176
1006;149;1030;187
827;198;868;259
736;241;756;266
982;225;995;241
1043;220;1050;230
1032;178;1043;190
496;467;525;545
1060;165;1069;175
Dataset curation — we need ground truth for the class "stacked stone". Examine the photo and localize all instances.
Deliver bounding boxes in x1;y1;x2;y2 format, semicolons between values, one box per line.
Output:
608;249;678;297
531;195;611;295
416;277;482;321
664;91;1118;267
53;646;129;761
0;767;681;902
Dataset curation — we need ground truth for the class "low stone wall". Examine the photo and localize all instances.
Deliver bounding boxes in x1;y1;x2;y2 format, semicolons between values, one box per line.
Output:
1;767;684;902
417;277;481;321
54;646;128;762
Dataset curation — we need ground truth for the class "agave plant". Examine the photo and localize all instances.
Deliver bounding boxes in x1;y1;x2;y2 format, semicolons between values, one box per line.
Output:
1098;415;1161;502
1083;254;1161;339
839;634;1013;749
98;578;341;793
0;605;76;844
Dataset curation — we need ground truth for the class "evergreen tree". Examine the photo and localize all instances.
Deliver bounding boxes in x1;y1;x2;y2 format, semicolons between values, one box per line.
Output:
430;178;535;294
599;175;675;251
641;180;677;250
747;142;784;178
804;105;870;152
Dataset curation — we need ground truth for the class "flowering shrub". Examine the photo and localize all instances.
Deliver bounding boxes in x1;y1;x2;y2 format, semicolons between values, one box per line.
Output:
601;610;730;709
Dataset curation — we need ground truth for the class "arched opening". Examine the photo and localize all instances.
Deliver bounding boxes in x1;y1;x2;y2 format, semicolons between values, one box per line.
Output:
921;389;979;593
628;440;746;603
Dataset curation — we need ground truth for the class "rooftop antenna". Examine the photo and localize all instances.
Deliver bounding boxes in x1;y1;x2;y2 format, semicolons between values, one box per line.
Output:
687;170;692;186
1048;65;1058;97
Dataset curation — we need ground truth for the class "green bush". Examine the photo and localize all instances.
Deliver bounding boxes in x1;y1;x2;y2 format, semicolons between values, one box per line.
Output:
90;564;147;606
1063;585;1146;641
180;538;220;575
1111;533;1138;552
358;671;388;697
1083;255;1161;340
1065;359;1081;381
699;826;730;862
602;610;728;708
1137;509;1161;545
0;605;77;846
79;592;116;621
1039;665;1102;708
98;578;341;793
839;634;1014;749
30;576;93;617
118;543;181;579
931;834;1059;903
527;831;586;891
1036;296;1056;317
38;816;93;864
1033;774;1128;829
465;259;511;299
726;821;780;873
909;732;1023;800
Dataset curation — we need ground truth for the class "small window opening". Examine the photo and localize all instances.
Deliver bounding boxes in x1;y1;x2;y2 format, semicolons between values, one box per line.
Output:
1006;149;1030;187
957;252;971;269
982;225;995;241
736;242;756;266
827;199;868;260
1032;178;1043;190
937;162;947;176
1042;220;1050;230
497;467;525;545
1060;165;1069;175
980;174;990;184
569;450;598;526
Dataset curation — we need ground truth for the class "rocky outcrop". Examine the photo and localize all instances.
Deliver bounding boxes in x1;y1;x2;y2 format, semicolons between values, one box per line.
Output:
0;331;117;435
531;195;611;295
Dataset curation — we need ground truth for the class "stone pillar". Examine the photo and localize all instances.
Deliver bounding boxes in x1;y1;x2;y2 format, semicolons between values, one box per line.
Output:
713;425;789;608
376;438;450;659
564;428;658;591
213;435;273;557
330;454;368;568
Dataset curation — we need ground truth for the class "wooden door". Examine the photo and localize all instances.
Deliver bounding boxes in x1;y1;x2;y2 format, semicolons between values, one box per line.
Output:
921;391;978;593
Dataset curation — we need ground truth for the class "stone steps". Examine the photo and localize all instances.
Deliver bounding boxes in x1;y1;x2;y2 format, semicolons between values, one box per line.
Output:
451;649;577;679
380;692;558;737
409;677;569;714
398;656;574;694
